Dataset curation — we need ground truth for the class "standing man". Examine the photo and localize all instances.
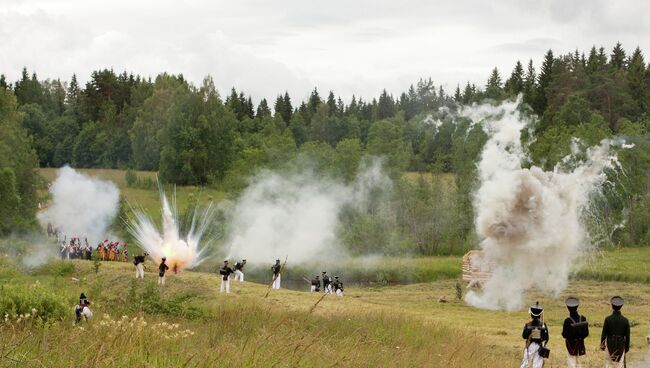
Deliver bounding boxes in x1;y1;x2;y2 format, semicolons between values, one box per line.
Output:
562;297;589;368
134;253;147;279
601;296;630;368
233;260;246;282
158;257;169;285
520;302;549;368
322;271;332;294
220;260;234;293
310;275;320;292
271;259;282;289
332;276;344;297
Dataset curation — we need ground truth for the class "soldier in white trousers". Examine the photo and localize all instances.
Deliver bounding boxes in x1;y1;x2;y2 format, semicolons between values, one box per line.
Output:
219;260;234;293
133;253;147;279
520;302;549;368
233;260;246;282
271;259;281;289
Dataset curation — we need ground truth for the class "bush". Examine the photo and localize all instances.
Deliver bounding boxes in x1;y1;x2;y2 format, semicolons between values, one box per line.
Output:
0;283;68;321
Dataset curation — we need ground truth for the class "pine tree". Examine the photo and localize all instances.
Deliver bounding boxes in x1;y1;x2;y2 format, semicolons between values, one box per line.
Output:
627;47;647;113
533;50;554;114
523;59;536;106
0;74;7;89
505;61;524;96
485;67;502;99
377;89;396;119
453;85;461;102
326;91;336;116
256;98;272;118
610;42;627;69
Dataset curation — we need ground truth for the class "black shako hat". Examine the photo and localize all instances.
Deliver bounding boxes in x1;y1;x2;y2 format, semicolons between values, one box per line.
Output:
611;296;624;308
529;301;543;317
565;297;580;308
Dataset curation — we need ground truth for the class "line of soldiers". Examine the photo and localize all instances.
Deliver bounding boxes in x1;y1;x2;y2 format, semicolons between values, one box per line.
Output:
58;236;93;260
96;240;128;262
520;296;630;368
310;271;344;296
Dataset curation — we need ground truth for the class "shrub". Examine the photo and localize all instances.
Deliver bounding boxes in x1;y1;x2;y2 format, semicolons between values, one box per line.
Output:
0;283;68;321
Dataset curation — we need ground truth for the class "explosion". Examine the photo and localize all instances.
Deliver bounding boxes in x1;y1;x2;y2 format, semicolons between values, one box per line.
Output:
463;99;624;311
127;188;213;272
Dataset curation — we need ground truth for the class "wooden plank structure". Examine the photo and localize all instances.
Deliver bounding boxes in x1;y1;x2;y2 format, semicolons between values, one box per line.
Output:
462;250;495;285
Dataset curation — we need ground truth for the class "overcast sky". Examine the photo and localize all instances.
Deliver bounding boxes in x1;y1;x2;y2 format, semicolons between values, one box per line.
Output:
1;0;648;103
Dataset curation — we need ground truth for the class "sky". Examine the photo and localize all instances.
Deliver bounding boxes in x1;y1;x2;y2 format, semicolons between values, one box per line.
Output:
1;0;648;104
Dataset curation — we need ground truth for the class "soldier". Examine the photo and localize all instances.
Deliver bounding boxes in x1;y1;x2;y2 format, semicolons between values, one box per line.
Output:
74;293;93;325
600;296;630;368
332;276;344;297
158;257;169;285
219;260;234;293
233;260;246;282
322;271;332;294
310;275;320;292
133;253;148;279
562;297;589;368
271;259;281;289
520;302;549;368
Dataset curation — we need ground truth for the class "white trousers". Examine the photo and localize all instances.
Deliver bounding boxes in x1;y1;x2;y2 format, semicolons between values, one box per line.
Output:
272;274;281;289
158;275;165;285
603;350;625;368
336;289;343;297
234;270;244;282
520;342;544;368
135;264;144;278
324;284;332;294
567;354;582;368
221;277;230;293
310;285;316;292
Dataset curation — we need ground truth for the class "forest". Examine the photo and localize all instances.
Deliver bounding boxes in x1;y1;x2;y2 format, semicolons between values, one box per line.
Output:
1;43;649;254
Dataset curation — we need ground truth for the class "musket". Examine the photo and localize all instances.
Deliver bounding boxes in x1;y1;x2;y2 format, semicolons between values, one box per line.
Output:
264;255;288;298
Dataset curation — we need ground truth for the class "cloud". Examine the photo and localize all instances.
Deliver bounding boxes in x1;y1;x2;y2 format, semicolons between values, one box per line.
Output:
1;0;648;103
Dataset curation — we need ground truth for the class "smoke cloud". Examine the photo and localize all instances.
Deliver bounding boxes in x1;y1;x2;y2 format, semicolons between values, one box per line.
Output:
38;166;120;245
463;99;622;311
225;159;391;264
127;188;214;272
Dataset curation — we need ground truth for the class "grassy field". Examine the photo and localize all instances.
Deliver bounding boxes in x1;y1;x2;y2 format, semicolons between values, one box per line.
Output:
2;256;650;367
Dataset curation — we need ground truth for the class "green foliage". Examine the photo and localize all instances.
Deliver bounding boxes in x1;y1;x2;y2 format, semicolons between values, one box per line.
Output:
0;283;68;321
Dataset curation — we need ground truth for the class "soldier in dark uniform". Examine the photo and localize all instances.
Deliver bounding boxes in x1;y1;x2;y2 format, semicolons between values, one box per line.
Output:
600;296;630;368
562;296;589;367
322;271;332;294
219;260;234;293
271;259;281;289
332;276;344;297
520;302;549;368
158;257;169;285
234;259;246;282
310;275;320;292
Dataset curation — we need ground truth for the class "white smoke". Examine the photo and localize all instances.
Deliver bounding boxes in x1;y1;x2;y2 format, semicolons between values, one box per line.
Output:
127;187;213;272
38;166;120;245
225;158;391;263
463;99;622;311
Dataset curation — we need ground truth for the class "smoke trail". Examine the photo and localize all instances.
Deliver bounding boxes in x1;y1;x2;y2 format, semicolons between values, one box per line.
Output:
463;99;622;311
38;166;120;245
224;158;391;263
127;187;214;272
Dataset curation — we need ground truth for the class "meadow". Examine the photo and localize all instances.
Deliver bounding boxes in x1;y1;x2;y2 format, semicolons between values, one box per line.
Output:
2;246;650;367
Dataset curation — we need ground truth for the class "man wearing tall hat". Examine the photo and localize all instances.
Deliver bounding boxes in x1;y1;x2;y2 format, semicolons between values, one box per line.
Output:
600;296;630;368
219;260;234;293
520;302;549;368
271;259;282;289
562;297;589;368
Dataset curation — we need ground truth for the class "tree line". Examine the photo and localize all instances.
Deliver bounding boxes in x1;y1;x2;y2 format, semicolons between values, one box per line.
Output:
1;42;649;251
